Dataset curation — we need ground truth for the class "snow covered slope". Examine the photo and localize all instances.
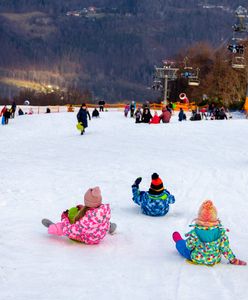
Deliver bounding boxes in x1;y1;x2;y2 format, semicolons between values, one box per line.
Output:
0;111;248;300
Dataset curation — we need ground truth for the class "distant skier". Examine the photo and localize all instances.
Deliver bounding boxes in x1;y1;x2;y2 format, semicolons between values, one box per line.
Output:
172;200;247;266
132;173;175;216
42;186;117;244
77;103;91;135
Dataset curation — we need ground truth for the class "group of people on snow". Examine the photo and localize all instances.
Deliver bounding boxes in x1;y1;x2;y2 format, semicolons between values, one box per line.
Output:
189;106;230;121
3;97;243;267
124;102;173;124
42;171;246;267
0;102;16;125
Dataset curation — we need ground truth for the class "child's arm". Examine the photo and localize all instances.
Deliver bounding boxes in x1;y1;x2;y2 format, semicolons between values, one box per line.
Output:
219;234;237;262
185;234;197;251
132;185;142;205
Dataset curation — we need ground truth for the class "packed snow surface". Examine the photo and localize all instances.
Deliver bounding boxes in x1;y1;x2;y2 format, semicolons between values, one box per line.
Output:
1;110;248;300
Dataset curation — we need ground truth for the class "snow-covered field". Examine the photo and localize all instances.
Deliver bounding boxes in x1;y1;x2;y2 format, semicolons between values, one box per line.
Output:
1;110;248;300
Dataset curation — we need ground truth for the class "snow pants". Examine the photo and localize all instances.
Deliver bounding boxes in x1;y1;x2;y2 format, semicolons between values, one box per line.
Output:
175;240;192;260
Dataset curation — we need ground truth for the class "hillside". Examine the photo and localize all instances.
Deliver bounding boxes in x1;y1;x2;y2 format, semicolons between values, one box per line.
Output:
1;109;248;299
0;0;247;101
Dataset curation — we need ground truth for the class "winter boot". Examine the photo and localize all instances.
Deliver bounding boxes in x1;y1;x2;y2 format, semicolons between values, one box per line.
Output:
109;222;117;235
172;231;183;243
42;219;54;228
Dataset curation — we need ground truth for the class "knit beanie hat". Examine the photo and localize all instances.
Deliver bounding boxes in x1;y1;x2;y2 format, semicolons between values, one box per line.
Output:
84;187;102;208
149;173;164;195
195;200;219;227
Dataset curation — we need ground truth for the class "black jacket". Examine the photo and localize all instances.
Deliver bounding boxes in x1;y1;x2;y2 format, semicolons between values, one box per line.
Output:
142;111;152;123
92;109;99;118
77;108;91;127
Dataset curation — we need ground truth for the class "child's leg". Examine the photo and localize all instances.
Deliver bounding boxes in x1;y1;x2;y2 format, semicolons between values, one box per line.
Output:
176;240;192;260
48;222;64;236
172;231;191;260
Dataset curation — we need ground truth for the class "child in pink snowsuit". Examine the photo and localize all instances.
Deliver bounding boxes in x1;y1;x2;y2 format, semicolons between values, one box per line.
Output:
42;187;116;244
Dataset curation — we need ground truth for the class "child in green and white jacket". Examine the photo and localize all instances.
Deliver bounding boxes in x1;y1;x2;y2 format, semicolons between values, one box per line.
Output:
172;200;246;266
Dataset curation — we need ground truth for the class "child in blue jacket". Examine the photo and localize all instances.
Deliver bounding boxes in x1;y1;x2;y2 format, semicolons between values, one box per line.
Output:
132;173;175;216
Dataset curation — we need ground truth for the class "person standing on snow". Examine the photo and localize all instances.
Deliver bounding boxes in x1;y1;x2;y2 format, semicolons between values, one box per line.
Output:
98;100;105;112
130;101;136;118
134;107;142;123
77;103;91;135
11;101;16;118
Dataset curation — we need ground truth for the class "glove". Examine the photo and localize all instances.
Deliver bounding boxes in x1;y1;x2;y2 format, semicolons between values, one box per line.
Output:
133;177;142;187
230;258;247;266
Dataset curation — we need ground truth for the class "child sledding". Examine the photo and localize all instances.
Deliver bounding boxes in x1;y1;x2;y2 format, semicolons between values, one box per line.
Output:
172;200;246;266
132;173;175;216
42;186;116;244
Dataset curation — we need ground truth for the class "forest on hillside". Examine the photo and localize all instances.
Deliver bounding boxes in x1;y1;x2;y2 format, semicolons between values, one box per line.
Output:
0;0;247;103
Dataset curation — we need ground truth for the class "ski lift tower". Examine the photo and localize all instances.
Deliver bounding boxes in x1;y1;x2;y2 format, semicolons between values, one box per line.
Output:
228;6;248;113
152;60;178;105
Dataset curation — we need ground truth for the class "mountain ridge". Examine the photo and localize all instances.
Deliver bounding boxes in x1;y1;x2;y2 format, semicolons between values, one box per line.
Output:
0;1;246;101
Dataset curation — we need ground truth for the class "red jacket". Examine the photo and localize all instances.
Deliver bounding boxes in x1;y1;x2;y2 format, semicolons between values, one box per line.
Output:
159;109;171;123
149;115;161;124
1;106;7;116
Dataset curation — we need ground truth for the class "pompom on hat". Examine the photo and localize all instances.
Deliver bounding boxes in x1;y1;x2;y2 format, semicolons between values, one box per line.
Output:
195;200;220;227
84;187;102;208
149;173;164;195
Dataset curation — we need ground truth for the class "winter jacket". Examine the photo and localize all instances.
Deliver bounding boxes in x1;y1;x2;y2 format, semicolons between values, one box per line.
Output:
77;108;91;128
150;115;160;124
135;110;141;123
132;186;175;216
185;224;236;265
60;204;111;244
92;109;99;118
3;109;11;119
160;109;171;123
142;111;152;123
219;110;227;120
0;106;7;116
178;110;185;121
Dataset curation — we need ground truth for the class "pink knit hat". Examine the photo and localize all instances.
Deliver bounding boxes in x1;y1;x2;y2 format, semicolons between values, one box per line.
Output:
84;187;102;208
195;200;220;227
